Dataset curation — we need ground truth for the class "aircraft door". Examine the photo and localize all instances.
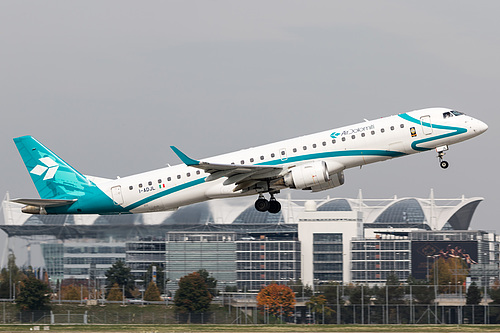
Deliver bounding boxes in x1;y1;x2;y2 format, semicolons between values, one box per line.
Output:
420;115;433;135
111;186;124;205
279;148;288;161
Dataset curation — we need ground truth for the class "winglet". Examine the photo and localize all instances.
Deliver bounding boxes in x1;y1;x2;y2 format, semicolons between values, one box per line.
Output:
170;146;200;166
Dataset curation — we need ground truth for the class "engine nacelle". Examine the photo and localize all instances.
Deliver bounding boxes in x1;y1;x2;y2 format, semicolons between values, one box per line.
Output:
283;161;331;190
21;205;47;215
310;170;345;192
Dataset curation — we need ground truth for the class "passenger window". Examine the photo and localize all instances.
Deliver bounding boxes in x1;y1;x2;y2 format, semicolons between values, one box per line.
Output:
351;135;355;139
322;141;326;146
390;126;395;131
158;179;162;184
342;137;346;142
271;153;275;158
241;160;245;164
139;184;143;188
312;144;317;148
332;139;336;144
260;156;264;160
361;133;365;137
167;177;171;181
177;175;181;179
281;151;285;155
148;181;152;186
293;148;297;153
303;146;307;150
250;158;254;162
381;128;385;133
129;186;133;190
196;171;200;175
371;130;375;135
187;172;191;177
400;124;404;128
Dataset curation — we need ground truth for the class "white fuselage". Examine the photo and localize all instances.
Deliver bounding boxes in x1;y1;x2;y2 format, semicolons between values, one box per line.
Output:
93;107;487;214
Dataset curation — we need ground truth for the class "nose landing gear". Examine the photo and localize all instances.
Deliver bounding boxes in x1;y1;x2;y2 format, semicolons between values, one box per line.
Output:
436;145;449;169
254;193;281;213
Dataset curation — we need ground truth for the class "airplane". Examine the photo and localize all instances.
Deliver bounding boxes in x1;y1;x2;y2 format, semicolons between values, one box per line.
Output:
12;107;487;215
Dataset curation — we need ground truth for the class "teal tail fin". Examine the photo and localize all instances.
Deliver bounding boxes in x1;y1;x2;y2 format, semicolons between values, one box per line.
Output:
13;136;92;200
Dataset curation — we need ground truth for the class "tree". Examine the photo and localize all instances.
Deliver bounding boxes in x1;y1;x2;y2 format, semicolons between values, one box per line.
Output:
107;283;123;302
143;264;166;294
197;269;218;297
105;260;134;297
257;284;296;318
407;276;435;304
144;281;162;302
429;257;468;293
174;272;212;313
490;280;500;304
375;273;404;305
16;276;51;311
466;282;482;305
346;284;371;306
306;294;335;323
288;279;313;298
61;284;82;300
0;253;25;299
318;282;343;306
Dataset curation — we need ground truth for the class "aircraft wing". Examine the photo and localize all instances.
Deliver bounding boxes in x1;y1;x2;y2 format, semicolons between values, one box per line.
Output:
170;146;287;191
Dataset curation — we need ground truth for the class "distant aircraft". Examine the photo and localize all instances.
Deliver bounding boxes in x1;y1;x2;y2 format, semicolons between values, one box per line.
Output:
12;107;487;215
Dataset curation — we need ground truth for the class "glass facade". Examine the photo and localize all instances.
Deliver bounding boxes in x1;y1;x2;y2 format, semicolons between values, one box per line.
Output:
41;242;64;284
317;199;352;211
236;237;301;292
313;233;343;283
374;199;426;224
351;239;411;283
126;240;167;282
165;232;237;293
63;242;126;281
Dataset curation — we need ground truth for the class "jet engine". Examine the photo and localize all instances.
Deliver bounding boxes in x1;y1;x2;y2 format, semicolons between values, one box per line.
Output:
283;161;334;190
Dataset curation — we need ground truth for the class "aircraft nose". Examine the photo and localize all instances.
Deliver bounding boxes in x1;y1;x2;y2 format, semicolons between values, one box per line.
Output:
475;119;488;134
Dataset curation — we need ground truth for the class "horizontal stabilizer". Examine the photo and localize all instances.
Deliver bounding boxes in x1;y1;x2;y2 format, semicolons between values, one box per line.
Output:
11;198;77;208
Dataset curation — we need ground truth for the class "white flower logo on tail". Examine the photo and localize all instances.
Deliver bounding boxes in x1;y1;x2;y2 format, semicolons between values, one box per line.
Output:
30;157;59;180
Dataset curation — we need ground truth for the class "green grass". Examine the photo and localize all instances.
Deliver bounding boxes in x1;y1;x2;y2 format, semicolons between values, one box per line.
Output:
3;324;500;332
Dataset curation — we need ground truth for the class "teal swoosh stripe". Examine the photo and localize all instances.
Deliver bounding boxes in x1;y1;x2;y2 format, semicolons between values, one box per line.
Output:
124;178;206;211
126;149;405;209
398;113;467;151
258;149;406;166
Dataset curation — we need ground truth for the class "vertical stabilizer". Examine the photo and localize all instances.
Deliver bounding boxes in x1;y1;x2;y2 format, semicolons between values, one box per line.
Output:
13;136;92;200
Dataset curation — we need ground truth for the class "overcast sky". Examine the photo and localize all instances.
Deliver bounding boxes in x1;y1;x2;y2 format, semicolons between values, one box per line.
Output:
1;1;499;264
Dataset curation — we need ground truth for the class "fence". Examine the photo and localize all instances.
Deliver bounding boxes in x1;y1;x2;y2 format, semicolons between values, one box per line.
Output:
1;284;500;325
2;304;500;325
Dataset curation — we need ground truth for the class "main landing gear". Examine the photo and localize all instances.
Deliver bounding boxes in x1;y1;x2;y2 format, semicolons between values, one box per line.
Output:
254;194;281;214
436;145;449;169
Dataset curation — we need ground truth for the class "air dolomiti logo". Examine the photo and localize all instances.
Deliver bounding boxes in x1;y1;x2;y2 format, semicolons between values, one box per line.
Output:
331;124;375;138
30;157;59;180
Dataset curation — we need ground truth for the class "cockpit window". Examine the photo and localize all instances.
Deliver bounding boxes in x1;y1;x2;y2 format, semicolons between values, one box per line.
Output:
443;110;464;119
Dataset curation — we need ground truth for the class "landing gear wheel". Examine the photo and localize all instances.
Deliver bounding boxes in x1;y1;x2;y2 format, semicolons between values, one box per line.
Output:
436;146;450;170
268;200;281;214
255;198;270;212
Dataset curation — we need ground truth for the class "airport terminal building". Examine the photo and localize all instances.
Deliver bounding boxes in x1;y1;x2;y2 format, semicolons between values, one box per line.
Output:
1;190;497;292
